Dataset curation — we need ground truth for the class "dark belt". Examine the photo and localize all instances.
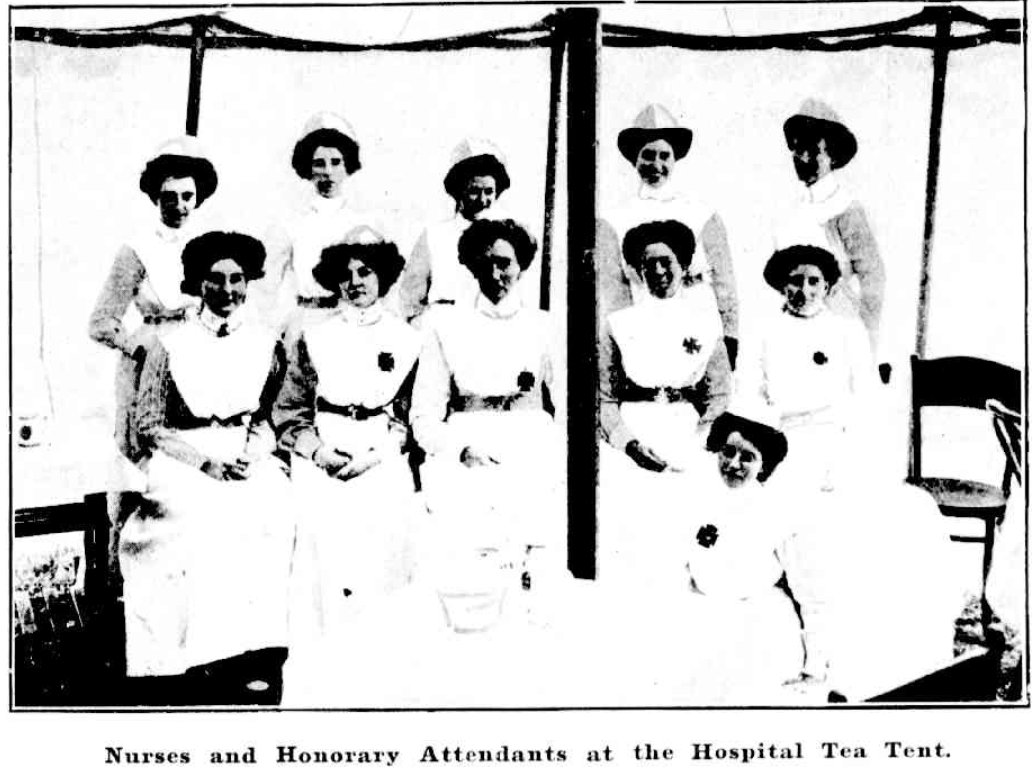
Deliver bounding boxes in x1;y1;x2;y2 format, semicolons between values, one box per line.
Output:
142;309;189;325
453;391;537;413
297;295;339;309
619;382;703;406
177;410;253;430
316;397;384;421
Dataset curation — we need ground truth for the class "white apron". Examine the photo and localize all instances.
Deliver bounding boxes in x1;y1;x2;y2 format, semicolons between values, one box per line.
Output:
119;320;293;676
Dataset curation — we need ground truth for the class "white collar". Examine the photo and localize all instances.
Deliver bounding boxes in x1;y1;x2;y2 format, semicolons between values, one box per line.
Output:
308;191;350;215
198;304;245;337
475;292;522;320
337;299;385;326
637;178;680;202
804;171;840;205
155;220;189;243
782;301;830;320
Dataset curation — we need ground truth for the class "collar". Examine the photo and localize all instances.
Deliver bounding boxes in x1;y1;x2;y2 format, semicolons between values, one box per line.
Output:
782;301;829;320
337;300;385;326
804;171;840;205
637;178;680;202
308;191;350;215
475;292;522;320
155;221;189;244
198;304;245;337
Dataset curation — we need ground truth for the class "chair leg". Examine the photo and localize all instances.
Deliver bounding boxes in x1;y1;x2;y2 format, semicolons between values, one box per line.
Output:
980;514;1000;633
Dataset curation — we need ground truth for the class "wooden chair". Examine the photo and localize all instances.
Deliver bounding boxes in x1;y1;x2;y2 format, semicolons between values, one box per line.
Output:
988;399;1022;487
908;355;1021;587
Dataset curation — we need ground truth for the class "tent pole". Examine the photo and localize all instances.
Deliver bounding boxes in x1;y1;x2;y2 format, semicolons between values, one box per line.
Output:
185;18;210;136
540;31;564;312
558;6;600;580
915;10;953;358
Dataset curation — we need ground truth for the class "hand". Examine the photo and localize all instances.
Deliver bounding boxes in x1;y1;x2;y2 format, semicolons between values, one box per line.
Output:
331;448;382;481
313;446;352;476
201;458;250;481
460;445;501;468
625;439;673;472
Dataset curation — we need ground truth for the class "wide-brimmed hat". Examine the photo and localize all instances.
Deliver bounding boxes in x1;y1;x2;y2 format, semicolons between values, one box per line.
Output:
291;111;361;179
139;136;218;204
617;104;693;164
783;99;858;170
312;225;405;294
443;138;511;200
180;231;266;296
763;244;842;291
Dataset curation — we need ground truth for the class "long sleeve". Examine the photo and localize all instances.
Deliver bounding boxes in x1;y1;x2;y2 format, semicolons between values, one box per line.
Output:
88;245;146;355
828;202;884;351
699;213;738;342
135;340;207;470
598;323;635;453
695;336;732;427
271;329;323;459
597;218;633;317
410;328;456;458
396;229;433;322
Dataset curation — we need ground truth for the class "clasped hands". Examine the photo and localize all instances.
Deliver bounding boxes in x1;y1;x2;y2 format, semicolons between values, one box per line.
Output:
625;439;683;473
201;455;255;482
313;445;383;481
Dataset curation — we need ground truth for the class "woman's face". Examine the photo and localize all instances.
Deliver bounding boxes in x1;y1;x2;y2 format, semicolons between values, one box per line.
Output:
157;176;198;229
783;262;830;317
474;238;522;304
637;241;685;299
310;145;348;198
789;135;832;186
458;175;497;220
201;258;248;318
339;257;381;309
718;431;764;489
635;139;676;188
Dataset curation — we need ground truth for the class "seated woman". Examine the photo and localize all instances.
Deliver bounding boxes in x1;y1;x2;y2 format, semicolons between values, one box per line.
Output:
123;231;293;705
273;226;422;639
597;219;731;581
410;218;564;561
736;244;876;490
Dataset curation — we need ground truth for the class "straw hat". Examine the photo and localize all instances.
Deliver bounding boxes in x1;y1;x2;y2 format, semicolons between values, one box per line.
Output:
617;104;694;163
139;135;218;204
783;99;858;169
443;138;511;200
291;111;361;178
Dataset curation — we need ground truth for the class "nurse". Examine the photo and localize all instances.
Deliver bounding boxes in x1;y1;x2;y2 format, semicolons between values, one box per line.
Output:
274;226;422;638
124;231;293;704
396;138;513;323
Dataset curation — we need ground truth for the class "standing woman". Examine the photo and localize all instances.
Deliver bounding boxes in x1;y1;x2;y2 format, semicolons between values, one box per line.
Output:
410;218;564;562
274;226;422;639
88;137;218;575
269;112;368;321
396;138;512;323
736;244;876;490
597;219;731;582
123;231;293;704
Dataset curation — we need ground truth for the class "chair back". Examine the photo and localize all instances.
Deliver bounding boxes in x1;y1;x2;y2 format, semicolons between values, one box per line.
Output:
988;399;1023;488
909;355;1021;484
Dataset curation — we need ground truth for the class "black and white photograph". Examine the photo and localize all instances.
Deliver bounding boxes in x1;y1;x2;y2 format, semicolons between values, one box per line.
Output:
6;0;1027;725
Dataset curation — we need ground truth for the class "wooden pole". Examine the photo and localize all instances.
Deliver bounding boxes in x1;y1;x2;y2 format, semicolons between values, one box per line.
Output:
185;18;210;136
540;32;564;312
915;9;953;358
558;7;600;580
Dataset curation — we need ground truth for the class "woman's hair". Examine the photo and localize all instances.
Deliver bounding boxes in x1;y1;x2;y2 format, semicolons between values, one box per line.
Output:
180;231;266;296
291;128;362;179
763;244;841;290
312;239;406;295
443;154;511;201
139;154;218;205
457;218;538;274
622;220;696;274
705;412;789;483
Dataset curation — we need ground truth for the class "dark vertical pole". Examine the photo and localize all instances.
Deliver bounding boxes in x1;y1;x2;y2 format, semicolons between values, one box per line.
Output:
185;18;209;136
539;35;565;312
915;10;952;358
561;7;600;580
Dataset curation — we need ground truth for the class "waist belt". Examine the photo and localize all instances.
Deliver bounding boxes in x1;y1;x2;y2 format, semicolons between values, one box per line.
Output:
316;397;384;421
142;309;189;325
177;410;253;430
297;294;339;309
453;391;537;413
620;382;703;405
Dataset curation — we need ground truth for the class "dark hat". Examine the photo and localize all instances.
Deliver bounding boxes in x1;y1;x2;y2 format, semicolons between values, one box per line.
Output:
764;244;841;291
291;112;361;179
443;138;511;200
139;136;218;205
180;231;266;296
617;104;693;164
312;225;405;295
706;409;788;483
783;99;858;170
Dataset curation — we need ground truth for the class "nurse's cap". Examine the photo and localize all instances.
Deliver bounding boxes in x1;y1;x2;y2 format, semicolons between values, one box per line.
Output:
340;224;387;246
291;111;361;178
444;137;511;199
783;99;858;170
139;135;218;204
617;104;694;164
763;244;842;291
